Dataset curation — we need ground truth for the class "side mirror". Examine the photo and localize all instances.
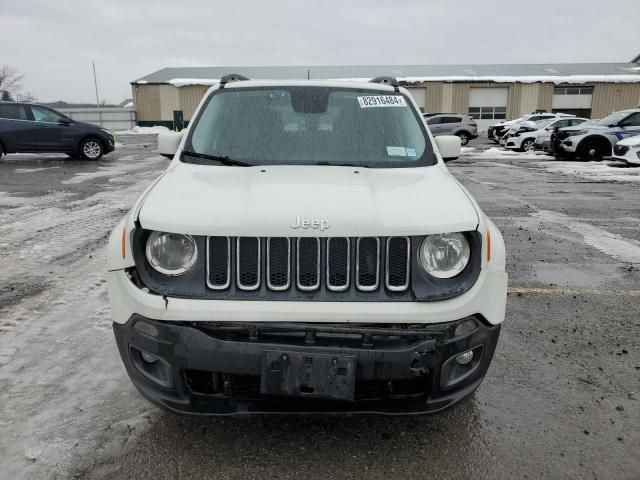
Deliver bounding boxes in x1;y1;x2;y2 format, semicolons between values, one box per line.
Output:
435;135;461;162
158;131;184;159
59;118;73;125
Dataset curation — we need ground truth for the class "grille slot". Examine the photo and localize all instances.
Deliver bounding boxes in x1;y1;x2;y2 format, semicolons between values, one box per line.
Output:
327;237;350;291
206;235;410;296
267;237;290;291
207;236;231;289
296;238;320;291
386;237;410;291
236;237;261;290
356;237;380;291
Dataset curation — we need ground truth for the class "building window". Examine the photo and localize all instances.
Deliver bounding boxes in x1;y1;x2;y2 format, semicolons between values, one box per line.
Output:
553;86;594;95
468;106;506;120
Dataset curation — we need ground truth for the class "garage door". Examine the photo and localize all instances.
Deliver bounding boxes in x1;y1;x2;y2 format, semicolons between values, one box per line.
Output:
469;88;508;128
406;88;426;112
552;86;593;118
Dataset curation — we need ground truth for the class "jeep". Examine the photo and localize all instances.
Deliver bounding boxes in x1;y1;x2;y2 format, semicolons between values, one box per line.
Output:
106;75;507;415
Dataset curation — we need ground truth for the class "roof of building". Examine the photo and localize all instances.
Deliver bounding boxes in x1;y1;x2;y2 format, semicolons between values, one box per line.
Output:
132;63;640;87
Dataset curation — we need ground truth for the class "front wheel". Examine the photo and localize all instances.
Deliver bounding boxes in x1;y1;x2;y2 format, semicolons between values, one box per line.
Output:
79;138;104;160
456;132;470;146
578;140;607;162
520;139;535;152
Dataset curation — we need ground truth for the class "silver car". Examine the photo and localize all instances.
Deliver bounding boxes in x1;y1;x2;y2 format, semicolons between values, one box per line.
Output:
424;114;478;145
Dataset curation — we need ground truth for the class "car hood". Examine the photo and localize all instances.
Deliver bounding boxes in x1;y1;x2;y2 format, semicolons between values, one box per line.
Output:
618;134;640;146
138;164;480;237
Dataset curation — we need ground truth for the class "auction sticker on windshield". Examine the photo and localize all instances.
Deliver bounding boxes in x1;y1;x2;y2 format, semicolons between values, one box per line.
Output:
357;95;407;108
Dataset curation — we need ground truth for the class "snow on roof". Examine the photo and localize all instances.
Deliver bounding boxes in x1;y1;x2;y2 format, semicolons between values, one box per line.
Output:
132;63;640;86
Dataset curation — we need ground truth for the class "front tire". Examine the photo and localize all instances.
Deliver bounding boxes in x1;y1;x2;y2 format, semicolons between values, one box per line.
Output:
456;131;470;146
520;138;535;152
79;138;104;160
578;140;608;162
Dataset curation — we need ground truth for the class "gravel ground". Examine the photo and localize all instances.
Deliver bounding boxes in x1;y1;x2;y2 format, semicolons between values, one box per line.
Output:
0;135;639;479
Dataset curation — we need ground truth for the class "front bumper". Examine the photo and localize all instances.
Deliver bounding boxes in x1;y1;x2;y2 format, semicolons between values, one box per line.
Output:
105;135;115;153
114;315;500;415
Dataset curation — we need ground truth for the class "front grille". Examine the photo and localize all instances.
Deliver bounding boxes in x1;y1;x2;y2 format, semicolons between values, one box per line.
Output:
207;236;411;295
614;144;629;156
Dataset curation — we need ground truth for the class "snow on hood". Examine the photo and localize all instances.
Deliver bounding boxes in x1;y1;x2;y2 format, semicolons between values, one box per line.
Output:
138;164;479;237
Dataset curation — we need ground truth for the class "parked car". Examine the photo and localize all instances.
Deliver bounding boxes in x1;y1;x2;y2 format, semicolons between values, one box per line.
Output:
0;101;114;160
504;117;588;152
557;109;640;161
488;113;575;143
612;134;640;166
535;120;597;154
107;74;507;416
424;114;478;145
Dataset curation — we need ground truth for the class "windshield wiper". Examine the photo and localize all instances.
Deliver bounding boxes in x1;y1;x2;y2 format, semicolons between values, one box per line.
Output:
181;150;253;167
314;161;370;168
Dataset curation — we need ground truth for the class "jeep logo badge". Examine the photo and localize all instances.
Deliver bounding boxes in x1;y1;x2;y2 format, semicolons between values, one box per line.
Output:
289;217;330;231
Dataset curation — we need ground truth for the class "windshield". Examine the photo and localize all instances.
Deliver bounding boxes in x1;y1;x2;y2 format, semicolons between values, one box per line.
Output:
595;111;629;126
534;119;554;129
185;87;434;167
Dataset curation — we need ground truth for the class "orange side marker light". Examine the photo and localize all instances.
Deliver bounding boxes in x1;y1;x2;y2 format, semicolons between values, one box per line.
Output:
486;228;492;262
121;227;127;259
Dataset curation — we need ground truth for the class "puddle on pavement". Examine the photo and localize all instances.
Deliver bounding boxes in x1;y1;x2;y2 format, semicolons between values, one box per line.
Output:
530;263;611;288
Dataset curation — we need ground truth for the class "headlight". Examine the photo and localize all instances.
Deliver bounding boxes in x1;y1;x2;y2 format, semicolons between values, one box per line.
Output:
577;129;590;135
145;231;197;275
418;233;470;279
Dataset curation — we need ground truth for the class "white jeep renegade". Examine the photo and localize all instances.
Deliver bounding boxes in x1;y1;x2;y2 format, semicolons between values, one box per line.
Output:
107;75;507;415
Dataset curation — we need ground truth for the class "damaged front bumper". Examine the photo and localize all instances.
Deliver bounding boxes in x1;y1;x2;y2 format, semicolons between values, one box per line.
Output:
113;315;500;415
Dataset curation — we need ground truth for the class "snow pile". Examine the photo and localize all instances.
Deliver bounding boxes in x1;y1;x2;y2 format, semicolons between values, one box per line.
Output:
116;126;171;135
539;160;640;183
462;146;546;161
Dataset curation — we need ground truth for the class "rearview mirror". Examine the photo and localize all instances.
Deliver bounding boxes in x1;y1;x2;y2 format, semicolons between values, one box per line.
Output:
435;135;461;162
158;131;184;159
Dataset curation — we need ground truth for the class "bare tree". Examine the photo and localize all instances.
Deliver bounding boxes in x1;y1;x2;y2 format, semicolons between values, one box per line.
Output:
0;65;23;101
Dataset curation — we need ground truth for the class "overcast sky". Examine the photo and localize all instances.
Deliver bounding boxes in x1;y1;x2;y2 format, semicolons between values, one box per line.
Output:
2;0;639;103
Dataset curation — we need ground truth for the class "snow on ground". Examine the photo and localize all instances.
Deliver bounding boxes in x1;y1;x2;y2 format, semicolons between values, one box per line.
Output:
0;147;170;479
461;146;640;182
116;126;170;135
539;160;640;183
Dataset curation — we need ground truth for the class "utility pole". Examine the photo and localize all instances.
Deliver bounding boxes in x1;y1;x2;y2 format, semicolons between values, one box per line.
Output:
92;61;103;126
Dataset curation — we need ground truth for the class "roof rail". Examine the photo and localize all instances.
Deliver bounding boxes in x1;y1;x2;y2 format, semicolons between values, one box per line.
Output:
219;73;249;87
369;76;400;92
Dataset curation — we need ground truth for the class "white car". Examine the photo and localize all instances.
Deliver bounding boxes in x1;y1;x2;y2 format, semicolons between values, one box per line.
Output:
612;135;640;165
107;75;507;415
557;109;640;161
488;112;575;143
504;117;589;152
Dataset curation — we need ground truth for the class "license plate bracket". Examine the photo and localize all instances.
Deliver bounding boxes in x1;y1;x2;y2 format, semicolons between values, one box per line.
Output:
260;350;356;401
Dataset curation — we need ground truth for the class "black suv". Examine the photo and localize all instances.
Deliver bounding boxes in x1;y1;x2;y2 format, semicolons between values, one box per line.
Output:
0;102;114;160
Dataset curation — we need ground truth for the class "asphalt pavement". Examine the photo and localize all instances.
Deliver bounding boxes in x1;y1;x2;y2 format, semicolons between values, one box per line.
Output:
0;135;638;480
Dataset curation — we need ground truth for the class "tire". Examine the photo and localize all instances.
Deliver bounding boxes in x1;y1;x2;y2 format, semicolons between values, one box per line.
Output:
520;138;535;152
578;140;608;162
78;137;104;160
456;131;470;146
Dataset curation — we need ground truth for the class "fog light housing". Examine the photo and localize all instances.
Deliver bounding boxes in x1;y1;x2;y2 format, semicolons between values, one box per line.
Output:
141;351;159;364
455;351;474;365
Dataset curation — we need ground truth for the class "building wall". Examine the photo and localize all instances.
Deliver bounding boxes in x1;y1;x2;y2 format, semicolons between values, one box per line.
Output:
591;83;640;118
132;80;640;127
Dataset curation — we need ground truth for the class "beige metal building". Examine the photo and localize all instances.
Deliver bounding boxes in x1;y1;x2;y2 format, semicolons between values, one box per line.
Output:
131;59;640;130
